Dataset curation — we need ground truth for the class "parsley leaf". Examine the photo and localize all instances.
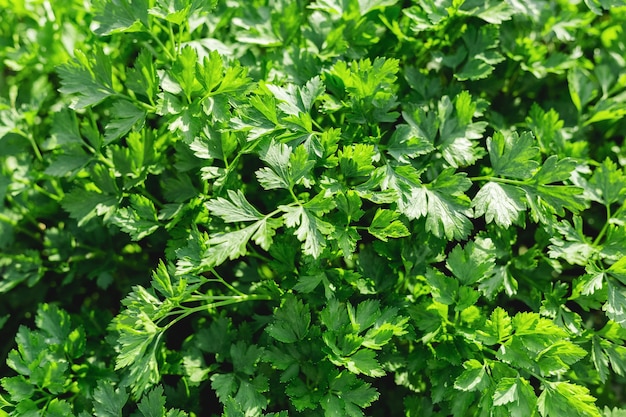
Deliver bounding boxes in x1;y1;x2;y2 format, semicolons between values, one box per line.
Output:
58;48;116;110
266;294;311;344
487;131;540;180
367;208;410;242
537;382;601;417
93;383;128;417
206;190;264;223
417;168;474;240
472;181;525;227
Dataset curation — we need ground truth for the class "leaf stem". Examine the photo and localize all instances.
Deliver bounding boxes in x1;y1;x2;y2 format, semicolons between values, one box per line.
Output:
288;186;301;206
0;212;40;240
592;205;611;246
168;22;178;55
14;178;63;202
14;128;44;162
147;30;175;62
162;294;272;330
470;175;527;187
210;268;245;296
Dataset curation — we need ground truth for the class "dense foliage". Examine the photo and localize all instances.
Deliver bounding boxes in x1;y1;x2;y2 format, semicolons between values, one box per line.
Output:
2;0;626;416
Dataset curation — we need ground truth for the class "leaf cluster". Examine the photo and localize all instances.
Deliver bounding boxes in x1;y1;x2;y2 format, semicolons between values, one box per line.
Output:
2;1;626;416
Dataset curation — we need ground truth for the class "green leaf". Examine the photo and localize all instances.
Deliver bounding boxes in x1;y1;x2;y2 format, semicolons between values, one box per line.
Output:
196;51;227;96
548;217;596;266
592;336;610;383
336;190;365;221
367;209;410;242
339;144;377;178
10;398;40;416
257;141;292;190
446;240;495;285
472;181;525;227
426;268;458;305
321;299;350;333
175;227;209;274
402;106;439;146
189;126;239;161
46;398;74;417
605;275;626;327
513;312;568;340
537;382;601;417
523;183;587;223
413;169;473;240
477;307;512;345
459;0;517;23
436;94;487;168
588;158;626;206
231;342;264;376
93;382;129;417
112;287;164;396
127;49;159;101
525;104;566;153
149;0;217;25
358;0;398;15
293;272;326;294
266;76;324;116
324;57;400;124
111;194;159;240
104;100;147;144
568;67;598;113
454;359;489;392
322;371;379;416
492;377;537;417
492;377;517;406
6;325;46;375
385;124;434;163
584;100;626;126
234;378;269;414
150;260;183;300
171;46;199;99
61;187;118;227
137;386;166;417
252;217;282;251
281;205;332;258
289;145;316;185
342;349;385;378
108;132;155;178
497;312;572;373
351;300;381;332
58;48;116;109
266;294;311;343
455;25;505;81
362;320;406;349
533;156;579;185
35;304;71;344
1;376;34;402
92;0;149;34
487;131;540;180
211;373;237;401
603;407;626;417
47;108;83;148
205;226;257;267
44;150;91;177
202;55;251;98
515;156;586;223
206;190;264;223
166;410;189;417
536;340;588;376
0;251;44;293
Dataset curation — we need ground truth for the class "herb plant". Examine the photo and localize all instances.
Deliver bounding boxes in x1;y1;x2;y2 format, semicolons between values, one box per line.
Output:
1;0;626;416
